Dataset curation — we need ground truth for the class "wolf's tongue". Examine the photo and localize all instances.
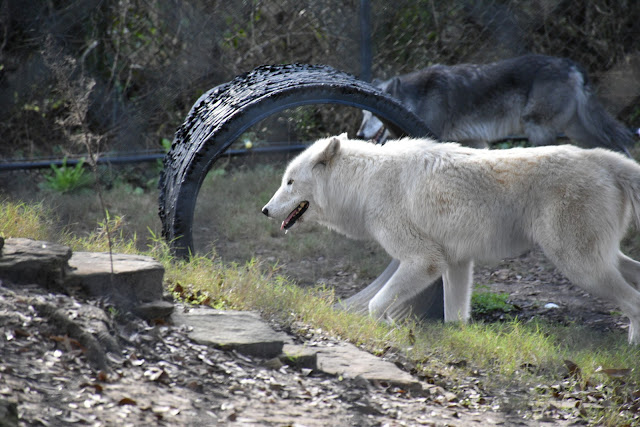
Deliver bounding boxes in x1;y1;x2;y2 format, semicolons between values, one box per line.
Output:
281;209;298;230
280;201;309;231
374;126;386;144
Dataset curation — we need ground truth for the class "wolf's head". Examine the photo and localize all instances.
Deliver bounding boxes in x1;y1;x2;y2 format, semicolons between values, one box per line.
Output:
356;110;391;144
261;134;344;231
356;77;405;144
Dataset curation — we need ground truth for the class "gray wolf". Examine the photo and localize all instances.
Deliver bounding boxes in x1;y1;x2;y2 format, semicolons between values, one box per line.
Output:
262;133;640;344
358;54;635;154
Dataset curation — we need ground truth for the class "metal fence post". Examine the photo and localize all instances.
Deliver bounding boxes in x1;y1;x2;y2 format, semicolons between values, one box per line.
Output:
359;0;372;82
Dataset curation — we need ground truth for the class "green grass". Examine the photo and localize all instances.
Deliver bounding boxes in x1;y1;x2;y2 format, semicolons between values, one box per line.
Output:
414;320;557;372
3;164;640;425
0;201;57;241
471;285;515;316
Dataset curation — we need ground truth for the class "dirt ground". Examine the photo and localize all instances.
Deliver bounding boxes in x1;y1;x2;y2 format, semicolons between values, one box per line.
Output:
473;249;627;334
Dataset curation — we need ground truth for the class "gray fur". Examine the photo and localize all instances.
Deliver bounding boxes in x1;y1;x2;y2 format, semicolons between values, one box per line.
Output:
358;55;635;154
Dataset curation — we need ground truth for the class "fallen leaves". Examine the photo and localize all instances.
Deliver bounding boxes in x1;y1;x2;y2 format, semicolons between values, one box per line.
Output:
171;282;215;307
595;366;633;379
530;360;640;423
117;397;137;406
50;335;85;352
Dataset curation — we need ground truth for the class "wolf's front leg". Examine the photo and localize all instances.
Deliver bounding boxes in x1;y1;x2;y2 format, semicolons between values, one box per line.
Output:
368;260;442;321
442;260;474;322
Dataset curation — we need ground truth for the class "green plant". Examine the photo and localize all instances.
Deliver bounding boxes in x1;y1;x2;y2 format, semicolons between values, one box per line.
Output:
107;306;120;318
471;285;515;316
42;157;93;193
161;138;172;152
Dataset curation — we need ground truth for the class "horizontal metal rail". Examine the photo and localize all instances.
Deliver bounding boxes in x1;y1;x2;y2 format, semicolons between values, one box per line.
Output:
6;128;637;173
0;144;309;172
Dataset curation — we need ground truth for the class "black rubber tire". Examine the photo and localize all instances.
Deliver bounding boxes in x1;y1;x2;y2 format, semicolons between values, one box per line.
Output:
158;63;445;321
158;63;437;257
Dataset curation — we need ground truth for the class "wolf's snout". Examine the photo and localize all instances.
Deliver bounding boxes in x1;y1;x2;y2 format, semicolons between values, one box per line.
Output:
261;206;269;217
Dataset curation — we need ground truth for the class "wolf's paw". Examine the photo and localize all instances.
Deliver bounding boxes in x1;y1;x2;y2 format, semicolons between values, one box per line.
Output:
628;320;640;345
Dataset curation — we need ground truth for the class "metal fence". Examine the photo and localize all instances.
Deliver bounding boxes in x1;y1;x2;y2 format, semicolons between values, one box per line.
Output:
213;0;640;116
0;0;639;162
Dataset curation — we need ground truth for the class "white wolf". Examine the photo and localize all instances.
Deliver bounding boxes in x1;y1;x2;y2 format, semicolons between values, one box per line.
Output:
262;133;640;344
358;55;635;154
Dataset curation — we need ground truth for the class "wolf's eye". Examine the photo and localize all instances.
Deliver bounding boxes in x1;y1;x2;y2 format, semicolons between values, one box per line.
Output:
287;179;294;185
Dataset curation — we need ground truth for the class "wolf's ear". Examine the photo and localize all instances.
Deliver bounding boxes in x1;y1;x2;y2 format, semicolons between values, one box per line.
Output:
337;132;348;141
314;137;340;169
387;77;403;97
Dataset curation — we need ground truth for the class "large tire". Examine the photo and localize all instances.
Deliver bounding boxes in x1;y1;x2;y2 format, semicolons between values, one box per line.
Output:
158;63;444;320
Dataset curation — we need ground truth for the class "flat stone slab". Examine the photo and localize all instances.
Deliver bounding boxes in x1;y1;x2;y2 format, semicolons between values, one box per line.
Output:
65;252;164;309
172;307;286;358
173;307;422;391
0;238;72;286
316;342;422;392
134;300;175;320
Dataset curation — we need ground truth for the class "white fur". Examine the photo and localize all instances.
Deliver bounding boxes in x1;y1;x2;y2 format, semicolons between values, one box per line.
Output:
263;134;640;344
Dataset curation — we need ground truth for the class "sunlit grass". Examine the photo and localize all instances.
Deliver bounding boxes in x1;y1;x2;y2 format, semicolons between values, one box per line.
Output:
413;320;558;373
0;201;57;241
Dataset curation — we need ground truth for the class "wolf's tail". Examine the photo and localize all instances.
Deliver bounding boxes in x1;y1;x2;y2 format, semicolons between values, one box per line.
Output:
572;67;636;155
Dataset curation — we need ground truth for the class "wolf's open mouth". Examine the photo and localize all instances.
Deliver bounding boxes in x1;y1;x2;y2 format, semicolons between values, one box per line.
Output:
281;201;309;230
373;126;386;144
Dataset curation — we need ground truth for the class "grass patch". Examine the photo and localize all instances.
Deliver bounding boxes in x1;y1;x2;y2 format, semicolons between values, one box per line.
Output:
415;320;558;374
64;211;141;254
0;201;57;241
471;285;515;316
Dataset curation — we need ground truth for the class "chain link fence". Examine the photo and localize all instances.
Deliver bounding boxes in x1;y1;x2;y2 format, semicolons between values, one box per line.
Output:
0;0;638;161
370;0;640;120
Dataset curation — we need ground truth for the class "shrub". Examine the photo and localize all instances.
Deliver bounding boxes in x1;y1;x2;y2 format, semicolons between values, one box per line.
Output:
42;157;93;193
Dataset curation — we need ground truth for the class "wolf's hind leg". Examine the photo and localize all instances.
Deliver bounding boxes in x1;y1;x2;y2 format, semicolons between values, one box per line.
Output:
619;252;640;290
522;122;557;146
368;260;442;322
563;119;603;149
583;270;640;344
617;253;640;342
336;259;399;314
553;258;640;345
443;260;474;322
523;81;575;146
